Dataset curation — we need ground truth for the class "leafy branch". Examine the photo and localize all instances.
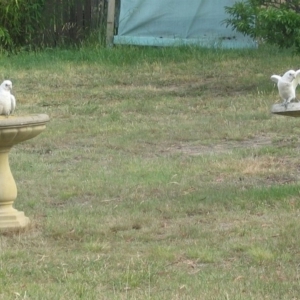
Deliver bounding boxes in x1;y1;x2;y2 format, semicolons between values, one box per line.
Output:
223;0;300;52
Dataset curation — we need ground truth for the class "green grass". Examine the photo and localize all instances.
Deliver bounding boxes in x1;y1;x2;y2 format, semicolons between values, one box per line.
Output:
1;44;300;299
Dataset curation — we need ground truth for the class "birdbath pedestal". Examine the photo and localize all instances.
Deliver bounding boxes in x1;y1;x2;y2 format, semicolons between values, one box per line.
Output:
0;114;49;229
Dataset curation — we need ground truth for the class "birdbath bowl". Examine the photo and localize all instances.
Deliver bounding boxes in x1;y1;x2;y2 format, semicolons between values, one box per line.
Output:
271;102;300;117
0;114;49;229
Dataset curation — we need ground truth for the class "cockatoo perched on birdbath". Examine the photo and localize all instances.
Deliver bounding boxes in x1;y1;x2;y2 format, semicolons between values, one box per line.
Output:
0;80;16;116
271;69;300;108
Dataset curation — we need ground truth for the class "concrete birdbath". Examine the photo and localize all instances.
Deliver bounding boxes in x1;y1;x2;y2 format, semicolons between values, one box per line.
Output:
0;114;49;229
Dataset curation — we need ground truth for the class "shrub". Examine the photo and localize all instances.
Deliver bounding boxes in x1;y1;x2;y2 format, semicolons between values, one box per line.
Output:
224;0;300;52
0;0;45;52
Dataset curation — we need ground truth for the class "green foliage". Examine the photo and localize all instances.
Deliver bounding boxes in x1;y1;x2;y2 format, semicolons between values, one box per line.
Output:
224;0;300;52
0;26;11;47
0;0;45;52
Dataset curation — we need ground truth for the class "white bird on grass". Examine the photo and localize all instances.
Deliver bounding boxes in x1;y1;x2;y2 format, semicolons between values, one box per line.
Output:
0;80;16;116
271;69;300;108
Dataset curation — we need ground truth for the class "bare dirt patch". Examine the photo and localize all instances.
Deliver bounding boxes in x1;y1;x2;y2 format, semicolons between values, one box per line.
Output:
169;135;273;156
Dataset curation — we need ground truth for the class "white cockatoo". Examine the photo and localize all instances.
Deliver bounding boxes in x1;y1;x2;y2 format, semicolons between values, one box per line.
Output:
271;69;300;107
0;80;16;116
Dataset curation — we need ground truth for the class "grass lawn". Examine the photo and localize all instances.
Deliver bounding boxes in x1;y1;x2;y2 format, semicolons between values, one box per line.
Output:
1;45;300;299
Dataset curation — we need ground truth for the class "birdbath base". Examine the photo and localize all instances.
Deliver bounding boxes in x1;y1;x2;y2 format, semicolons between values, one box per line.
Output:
0;207;29;229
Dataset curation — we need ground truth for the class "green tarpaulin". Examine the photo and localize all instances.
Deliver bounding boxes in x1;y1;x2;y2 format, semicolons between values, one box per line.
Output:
114;0;256;48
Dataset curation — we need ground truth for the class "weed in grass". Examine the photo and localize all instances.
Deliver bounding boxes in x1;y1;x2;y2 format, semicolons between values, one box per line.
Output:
247;247;275;265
